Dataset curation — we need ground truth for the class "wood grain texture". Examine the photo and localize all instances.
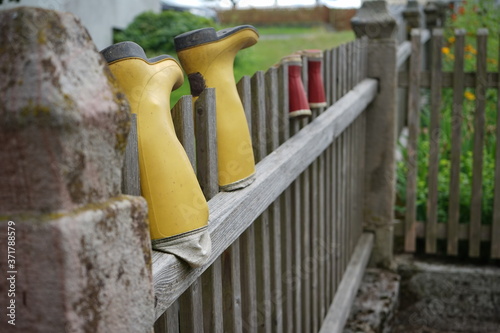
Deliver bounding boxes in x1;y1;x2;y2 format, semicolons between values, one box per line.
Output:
172;95;196;170
404;30;422;253
152;79;378;319
192;88;220;333
265;67;283;333
240;226;258;333
194;88;219;198
179;279;204;333
237;72;258;333
277;62;293;333
493;32;500;259
251;69;272;333
154;301;179;333
222;242;243;333
469;29;488;258
318;233;374;333
426;29;443;254
290;114;303;333
201;259;223;333
447;29;465;256
122;114;141;196
238;76;252;131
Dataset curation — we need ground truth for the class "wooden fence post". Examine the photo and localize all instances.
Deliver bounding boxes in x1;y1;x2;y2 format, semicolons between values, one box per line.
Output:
351;0;398;268
0;7;153;332
403;0;423;40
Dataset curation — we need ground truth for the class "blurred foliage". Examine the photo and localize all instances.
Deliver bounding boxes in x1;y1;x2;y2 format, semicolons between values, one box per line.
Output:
114;10;217;56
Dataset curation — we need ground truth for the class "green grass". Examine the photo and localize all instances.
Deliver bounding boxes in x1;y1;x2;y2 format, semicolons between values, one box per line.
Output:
170;26;355;105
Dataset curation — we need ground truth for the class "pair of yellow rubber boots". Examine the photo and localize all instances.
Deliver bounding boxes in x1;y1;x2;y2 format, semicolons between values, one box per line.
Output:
101;25;258;267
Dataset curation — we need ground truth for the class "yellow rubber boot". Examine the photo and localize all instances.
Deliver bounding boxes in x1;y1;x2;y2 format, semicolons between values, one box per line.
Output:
101;42;210;267
175;25;258;191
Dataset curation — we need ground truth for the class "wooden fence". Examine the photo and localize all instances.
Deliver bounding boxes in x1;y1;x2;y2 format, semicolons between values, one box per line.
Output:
121;37;381;332
397;27;500;259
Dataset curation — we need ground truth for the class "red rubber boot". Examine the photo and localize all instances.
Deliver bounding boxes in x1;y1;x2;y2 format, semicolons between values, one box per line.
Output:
282;54;311;118
303;49;327;108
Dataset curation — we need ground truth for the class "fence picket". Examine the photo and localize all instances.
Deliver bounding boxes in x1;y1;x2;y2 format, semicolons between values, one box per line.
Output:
426;29;443;254
290;118;302;333
493;34;500;259
265;67;283;333
404;30;422;252
222;242;243;333
237;75;258;333
154;301;179;333
469;29;488;257
122;114;140;196
277;62;294;332
175;91;213;333
251;70;272;333
447;29;466;256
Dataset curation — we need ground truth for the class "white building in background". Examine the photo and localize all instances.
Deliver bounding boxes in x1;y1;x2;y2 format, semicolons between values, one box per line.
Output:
0;0;160;50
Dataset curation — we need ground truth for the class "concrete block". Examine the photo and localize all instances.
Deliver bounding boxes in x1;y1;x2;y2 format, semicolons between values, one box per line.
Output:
0;196;153;332
0;7;131;214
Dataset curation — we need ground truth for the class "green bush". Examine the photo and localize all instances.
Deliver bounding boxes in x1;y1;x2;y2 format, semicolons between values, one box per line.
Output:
114;10;218;56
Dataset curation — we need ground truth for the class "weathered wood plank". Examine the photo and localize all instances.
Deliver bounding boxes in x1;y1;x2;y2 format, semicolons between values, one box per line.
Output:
194;88;218;197
290;117;302;333
404;30;422;253
122;113;141;196
237;77;258;333
318;233;374;333
318;143;327;322
398;71;500;88
447;29;465;256
301;164;312;333
251;70;272;333
493;33;500;259
152;79;378;318
179;279;204;333
265;67;283;333
178;89;217;333
394;220;492;241
426;29;443;254
395;27;430;69
238;75;252;131
324;49;332;107
469;29;488;258
194;88;220;333
201;260;223;333
222;242;243;333
277;62;293;333
154;301;179;333
172;96;196;170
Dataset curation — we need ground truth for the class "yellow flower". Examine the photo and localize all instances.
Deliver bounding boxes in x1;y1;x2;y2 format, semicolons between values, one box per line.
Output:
464;91;476;101
464;44;477;54
465;54;473;60
487;58;498;65
442;47;451;55
448;36;456;44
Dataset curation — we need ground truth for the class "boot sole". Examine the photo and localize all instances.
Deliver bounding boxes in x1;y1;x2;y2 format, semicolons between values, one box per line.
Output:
101;41;174;64
174;25;258;51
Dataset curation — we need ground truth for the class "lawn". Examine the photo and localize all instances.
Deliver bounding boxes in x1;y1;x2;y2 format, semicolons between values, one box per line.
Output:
170;26;355;105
